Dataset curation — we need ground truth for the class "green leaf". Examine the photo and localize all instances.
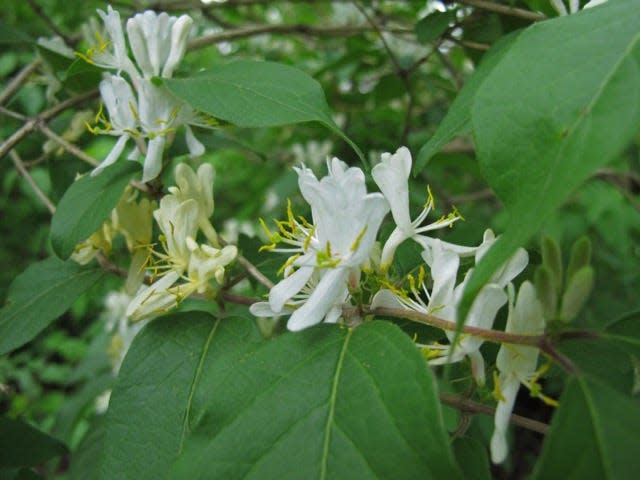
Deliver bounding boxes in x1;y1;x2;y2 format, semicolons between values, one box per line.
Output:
532;376;640;480
172;321;461;480
99;312;265;480
70;416;106;480
0;416;68;467
414;31;520;172
50;161;140;260
100;314;462;479
461;1;640;324
557;339;634;394
0;257;104;355
163;61;363;161
415;10;457;45
603;311;640;357
452;437;491;480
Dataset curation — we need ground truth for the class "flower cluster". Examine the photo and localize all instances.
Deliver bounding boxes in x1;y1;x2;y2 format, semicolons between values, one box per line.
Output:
254;146;551;463
82;6;205;182
127;163;237;321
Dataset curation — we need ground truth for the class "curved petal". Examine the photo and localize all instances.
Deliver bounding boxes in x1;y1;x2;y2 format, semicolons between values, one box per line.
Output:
92;135;129;176
142;136;166;182
370;289;405;310
490;375;520;464
287;268;348;331
372;146;412;232
269;266;314;313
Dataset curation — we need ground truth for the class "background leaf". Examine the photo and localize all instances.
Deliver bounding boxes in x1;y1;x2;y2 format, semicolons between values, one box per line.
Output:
532;375;640;480
0;257;104;354
414;31;520;172
50;161;140;260
0;416;68;467
415;10;457;45
461;1;640;323
164;60;363;161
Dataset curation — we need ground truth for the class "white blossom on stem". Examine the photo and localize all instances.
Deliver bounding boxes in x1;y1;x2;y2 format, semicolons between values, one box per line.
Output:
371;146;469;270
490;281;546;464
250;158;389;331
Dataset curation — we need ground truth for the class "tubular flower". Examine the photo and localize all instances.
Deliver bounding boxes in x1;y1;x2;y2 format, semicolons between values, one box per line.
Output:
250;158;389;331
371;147;469;270
372;230;528;385
126;10;193;78
490;281;546;464
126;164;236;321
84;6;205;183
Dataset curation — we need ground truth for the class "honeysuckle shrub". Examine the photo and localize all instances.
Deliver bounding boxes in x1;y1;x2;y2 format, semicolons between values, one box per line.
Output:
1;1;639;479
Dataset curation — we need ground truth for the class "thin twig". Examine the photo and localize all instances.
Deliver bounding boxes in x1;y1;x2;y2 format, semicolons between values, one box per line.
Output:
0;59;42;107
456;0;546;22
8;148;56;214
189;23;413;50
445;35;491;51
220;291;258;306
0;89;99;161
26;0;73;43
38;124;100;167
439;392;549;434
237;254;275;289
367;305;544;346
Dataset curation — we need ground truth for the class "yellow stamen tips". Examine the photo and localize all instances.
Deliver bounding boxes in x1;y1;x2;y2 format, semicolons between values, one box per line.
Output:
411;332;418;342
407;273;417;295
417;265;426;289
303;225;316;251
426;185;435;210
259;218;276;240
451;205;464;222
493;371;506;402
421;346;444;360
286;199;296;227
277;253;300;277
350;226;368;253
298;215;312;228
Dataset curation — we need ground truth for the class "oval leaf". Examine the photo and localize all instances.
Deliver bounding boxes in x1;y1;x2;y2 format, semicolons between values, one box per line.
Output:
0;257;104;354
50;161;140;259
532;375;640;480
172;321;461;479
0;416;68;467
99;314;461;479
163;61;363;160
461;1;640;322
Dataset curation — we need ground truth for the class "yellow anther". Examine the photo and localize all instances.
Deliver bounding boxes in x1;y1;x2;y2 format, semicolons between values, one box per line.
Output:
493;371;506;402
350;226;368;253
277;253;300;276
426;185;435;210
303;225;316;251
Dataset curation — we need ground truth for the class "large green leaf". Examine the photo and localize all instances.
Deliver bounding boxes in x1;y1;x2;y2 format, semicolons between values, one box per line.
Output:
50;161;140;260
99;312;265;479
163;60;363;161
100;314;461;479
532;375;640;480
603;311;640;357
0;416;68;467
414;31;520;173
461;1;640;322
0;257;104;354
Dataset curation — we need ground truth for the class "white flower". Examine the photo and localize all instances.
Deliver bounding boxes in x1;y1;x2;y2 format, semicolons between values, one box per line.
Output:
91;74;138;176
372;230;528;385
250;158;389;331
490;281;545;464
127;11;193;78
126;165;236;321
371;147;469;270
168;163;218;245
82;6;138;79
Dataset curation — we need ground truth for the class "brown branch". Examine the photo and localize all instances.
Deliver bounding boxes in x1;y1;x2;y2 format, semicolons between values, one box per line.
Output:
188;23;412;50
439;392;549;435
456;0;546;22
0;89;99;161
38;124;100;167
236;255;275;289
0;59;42;107
8;148;56;214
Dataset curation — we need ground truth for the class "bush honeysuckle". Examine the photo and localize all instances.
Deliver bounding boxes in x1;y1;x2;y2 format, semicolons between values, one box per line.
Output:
371;146;471;271
83;6;205;182
372;230;528;385
250;158;389;331
126;164;237;321
490;281;547;464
